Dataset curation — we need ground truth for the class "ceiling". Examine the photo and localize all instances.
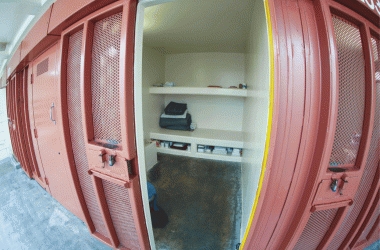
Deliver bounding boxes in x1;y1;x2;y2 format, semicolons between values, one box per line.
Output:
143;0;255;54
0;0;55;78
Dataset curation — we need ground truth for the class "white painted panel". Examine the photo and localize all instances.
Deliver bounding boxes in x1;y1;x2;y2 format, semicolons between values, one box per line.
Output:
0;88;12;160
240;0;270;241
150;87;248;97
145;141;157;172
165;52;246;88
142;47;166;140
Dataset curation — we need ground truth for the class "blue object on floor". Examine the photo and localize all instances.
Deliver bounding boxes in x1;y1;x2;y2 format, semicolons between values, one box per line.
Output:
147;182;159;211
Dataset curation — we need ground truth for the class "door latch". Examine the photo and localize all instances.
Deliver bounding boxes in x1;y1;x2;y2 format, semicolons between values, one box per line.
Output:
109;155;116;166
339;179;349;196
331;179;338;192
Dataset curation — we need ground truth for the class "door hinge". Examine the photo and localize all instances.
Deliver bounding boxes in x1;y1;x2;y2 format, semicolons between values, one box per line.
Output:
45;177;49;186
31;74;33;84
34;128;38;138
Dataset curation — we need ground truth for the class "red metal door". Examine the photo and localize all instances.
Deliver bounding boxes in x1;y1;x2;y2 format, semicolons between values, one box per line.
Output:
21;66;47;188
10;74;31;177
242;0;379;249
15;70;33;178
288;2;379;249
27;64;49;190
31;43;82;217
8;77;20;163
59;1;149;249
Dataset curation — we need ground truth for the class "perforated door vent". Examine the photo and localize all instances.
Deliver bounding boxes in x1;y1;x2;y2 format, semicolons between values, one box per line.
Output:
329;15;366;167
66;29;109;237
103;180;140;249
326;36;380;250
293;209;338;250
91;12;123;144
37;58;49;76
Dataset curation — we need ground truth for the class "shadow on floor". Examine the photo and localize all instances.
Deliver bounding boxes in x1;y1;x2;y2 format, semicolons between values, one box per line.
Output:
147;153;242;250
0;158;112;250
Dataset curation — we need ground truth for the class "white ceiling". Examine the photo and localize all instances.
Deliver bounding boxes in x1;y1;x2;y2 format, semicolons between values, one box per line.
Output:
143;0;255;54
0;0;55;78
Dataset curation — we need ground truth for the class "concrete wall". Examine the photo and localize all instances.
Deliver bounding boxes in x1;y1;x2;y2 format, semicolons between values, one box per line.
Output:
165;52;246;88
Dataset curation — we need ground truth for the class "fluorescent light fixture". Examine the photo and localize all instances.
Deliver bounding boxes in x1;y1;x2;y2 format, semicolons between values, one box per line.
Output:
7;15;35;54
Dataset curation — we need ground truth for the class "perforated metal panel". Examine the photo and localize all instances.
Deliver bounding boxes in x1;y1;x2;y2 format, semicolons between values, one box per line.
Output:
329;15;366;167
293;209;339;250
102;180;140;250
66;29;109;238
37;58;49;76
326;36;380;250
91;12;122;144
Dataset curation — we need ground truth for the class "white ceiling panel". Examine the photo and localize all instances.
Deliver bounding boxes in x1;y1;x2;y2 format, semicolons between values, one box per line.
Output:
0;0;55;78
143;0;255;54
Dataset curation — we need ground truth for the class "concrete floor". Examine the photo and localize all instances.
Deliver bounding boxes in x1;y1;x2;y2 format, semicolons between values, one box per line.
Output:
0;156;378;250
147;153;242;250
0;157;111;250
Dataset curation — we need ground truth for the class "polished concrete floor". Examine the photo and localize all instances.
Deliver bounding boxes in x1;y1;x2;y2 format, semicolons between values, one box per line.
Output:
0;156;378;250
0;157;111;250
147;153;242;250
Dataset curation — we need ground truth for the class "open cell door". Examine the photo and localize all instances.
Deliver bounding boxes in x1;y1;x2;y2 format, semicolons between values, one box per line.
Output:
284;1;380;249
60;1;149;249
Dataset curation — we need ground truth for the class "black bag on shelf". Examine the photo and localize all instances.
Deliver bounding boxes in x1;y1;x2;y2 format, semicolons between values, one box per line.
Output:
159;113;192;131
164;101;187;115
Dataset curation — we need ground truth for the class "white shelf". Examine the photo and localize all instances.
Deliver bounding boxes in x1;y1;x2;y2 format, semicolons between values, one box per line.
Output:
150;127;243;148
195;152;242;162
156;147;192;156
150;127;243;163
149;87;248;97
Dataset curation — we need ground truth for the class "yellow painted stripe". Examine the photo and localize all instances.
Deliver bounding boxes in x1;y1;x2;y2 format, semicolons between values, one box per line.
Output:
240;0;275;248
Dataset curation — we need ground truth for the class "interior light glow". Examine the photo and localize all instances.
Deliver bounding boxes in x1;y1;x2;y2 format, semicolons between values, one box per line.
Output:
41;0;48;6
7;15;35;54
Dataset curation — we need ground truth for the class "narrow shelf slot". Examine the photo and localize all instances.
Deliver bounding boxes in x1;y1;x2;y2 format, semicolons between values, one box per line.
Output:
150;127;243;148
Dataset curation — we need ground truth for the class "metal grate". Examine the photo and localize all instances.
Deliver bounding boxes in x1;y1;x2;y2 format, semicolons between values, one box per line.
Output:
329;15;366;167
102;180;140;250
327;36;380;250
91;12;122;144
293;209;339;250
37;58;49;76
66;29;109;238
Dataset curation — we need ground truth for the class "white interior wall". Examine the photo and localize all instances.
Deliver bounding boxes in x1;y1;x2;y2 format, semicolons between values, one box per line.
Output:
163;95;244;131
142;47;166;140
240;0;270;241
0;88;12;161
165;52;246;88
163;52;245;132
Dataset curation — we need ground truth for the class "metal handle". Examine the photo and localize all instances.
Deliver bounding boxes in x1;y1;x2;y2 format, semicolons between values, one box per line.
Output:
50;103;56;125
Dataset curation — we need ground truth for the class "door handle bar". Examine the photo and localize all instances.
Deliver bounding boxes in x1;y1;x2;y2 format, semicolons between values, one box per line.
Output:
50;103;56;125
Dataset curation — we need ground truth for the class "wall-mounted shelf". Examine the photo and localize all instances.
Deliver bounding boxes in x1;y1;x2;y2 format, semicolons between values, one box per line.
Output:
150;127;243;148
149;87;248;97
150;127;243;162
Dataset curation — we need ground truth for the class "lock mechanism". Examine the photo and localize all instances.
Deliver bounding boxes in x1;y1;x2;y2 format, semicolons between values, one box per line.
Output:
339;178;349;196
109;155;116;166
331;179;338;192
98;150;106;168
